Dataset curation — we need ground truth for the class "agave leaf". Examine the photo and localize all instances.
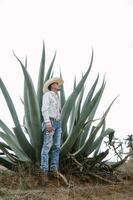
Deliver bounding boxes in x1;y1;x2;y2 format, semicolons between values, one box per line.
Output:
44;52;56;82
73;124;98;157
0;142;12;150
87;128;115;156
81;78;105;123
0;131;30;162
94;121;106;156
60;71;67;143
23;81;34;145
13;53;42;163
0;142;17;163
74;97;118;157
61;50;93;136
0;78;35;160
69;76;77;132
77;79;105;150
77;86;84;122
69;86;85;152
22;57;29;133
79;80;105;147
73;76;76;89
50;71;54;78
0;120;30;160
23;56;34;144
61;81;103;156
0;78;21;127
0;156;16;171
37;41;45;109
0;119;20;147
81;73;99;114
69;99;79;135
80;124;96;147
62;77;77;143
20;96;24;105
65;82;105;156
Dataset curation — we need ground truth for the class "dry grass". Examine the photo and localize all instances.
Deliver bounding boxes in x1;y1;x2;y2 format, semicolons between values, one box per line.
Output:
1;165;133;200
1;181;133;200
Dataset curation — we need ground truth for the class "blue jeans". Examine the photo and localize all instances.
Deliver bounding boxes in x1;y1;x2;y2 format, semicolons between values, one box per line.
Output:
40;120;61;173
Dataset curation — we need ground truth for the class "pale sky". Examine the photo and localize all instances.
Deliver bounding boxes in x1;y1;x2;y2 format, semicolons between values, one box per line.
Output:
0;0;132;140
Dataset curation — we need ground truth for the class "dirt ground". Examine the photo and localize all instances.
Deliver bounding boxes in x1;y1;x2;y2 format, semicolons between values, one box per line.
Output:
0;166;133;200
0;181;133;200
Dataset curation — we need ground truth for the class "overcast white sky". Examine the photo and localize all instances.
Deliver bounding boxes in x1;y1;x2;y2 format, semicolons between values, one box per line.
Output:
0;0;132;139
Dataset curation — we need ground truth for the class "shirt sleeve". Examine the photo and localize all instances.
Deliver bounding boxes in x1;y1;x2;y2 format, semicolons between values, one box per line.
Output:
41;93;51;125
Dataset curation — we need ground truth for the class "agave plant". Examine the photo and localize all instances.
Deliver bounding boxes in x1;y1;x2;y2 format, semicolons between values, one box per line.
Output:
0;42;116;172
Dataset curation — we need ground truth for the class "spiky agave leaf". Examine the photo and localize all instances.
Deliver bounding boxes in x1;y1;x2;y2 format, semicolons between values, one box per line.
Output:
37;41;45;109
88;128;115;157
61;50;93;140
0;78;35;161
69;86;85;153
73;97;118;157
23;80;34;146
13;52;42;164
0;119;20;147
70;74;100;152
68;77;77;137
0;156;16;171
0;142;17;163
61;81;104;156
61;74;76;143
0;142;12;151
44;51;56;82
0;131;30;162
93;120;106;156
79;75;104;147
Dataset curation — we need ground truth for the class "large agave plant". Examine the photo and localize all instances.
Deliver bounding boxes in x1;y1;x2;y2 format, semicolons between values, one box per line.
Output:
0;42;116;172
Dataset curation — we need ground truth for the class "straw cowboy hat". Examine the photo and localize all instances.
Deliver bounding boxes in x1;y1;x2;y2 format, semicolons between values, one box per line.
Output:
43;77;64;93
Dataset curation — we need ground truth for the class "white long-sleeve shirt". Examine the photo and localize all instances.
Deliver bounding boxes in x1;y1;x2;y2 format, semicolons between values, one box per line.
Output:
41;91;61;125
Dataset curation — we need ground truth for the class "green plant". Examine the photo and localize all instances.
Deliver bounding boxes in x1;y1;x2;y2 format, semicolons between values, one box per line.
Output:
0;42;117;173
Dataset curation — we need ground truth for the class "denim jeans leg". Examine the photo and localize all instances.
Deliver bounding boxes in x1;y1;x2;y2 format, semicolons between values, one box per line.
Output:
50;122;61;171
40;131;53;172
